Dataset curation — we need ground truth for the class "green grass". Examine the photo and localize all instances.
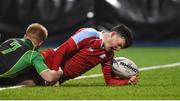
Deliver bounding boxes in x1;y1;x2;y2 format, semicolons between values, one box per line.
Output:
0;47;180;100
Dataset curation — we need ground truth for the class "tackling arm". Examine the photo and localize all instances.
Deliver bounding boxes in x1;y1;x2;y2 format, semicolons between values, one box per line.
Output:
32;51;63;83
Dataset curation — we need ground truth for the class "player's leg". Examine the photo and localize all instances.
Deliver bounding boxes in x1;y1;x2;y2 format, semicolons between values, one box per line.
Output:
0;60;15;86
13;68;45;86
0;78;14;86
0;68;45;86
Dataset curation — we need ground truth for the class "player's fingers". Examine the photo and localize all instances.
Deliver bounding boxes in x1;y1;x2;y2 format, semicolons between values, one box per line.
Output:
129;76;138;85
53;81;60;86
128;79;135;85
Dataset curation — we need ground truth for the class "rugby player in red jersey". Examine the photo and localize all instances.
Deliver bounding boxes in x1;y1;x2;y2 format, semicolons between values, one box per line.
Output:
41;24;138;86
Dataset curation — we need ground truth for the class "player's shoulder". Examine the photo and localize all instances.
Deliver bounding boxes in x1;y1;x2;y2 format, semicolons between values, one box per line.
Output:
82;28;98;32
3;38;17;42
75;28;100;37
30;51;45;60
1;38;20;46
71;28;101;44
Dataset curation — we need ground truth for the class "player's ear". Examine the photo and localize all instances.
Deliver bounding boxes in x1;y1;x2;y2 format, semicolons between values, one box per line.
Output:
35;41;43;49
111;32;117;37
24;33;32;39
24;34;27;38
38;41;44;47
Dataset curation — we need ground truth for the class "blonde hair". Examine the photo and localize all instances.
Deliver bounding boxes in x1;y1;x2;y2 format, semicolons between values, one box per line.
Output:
26;23;48;41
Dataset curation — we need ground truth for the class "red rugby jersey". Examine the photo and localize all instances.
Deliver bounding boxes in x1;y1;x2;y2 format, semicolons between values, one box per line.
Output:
42;28;129;85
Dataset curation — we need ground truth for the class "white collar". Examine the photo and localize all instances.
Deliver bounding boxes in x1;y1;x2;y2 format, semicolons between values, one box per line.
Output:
98;31;105;49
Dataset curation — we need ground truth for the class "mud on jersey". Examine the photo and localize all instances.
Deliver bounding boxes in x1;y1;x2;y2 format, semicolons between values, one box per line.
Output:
0;38;48;78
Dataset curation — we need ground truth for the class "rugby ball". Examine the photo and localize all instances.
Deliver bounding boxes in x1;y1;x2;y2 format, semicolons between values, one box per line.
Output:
112;57;139;78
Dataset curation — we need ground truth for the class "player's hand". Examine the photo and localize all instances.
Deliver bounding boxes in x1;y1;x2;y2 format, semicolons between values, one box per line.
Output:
45;81;59;86
128;75;138;85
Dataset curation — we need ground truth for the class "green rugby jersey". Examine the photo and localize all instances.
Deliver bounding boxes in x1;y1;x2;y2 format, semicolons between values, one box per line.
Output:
0;38;48;78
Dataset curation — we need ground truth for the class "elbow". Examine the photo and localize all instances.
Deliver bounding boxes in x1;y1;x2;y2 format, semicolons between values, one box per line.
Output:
104;80;111;86
106;81;114;86
106;83;111;86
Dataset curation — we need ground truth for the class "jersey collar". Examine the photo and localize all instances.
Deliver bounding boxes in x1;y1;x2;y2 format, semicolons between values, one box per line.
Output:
99;31;105;49
21;38;35;49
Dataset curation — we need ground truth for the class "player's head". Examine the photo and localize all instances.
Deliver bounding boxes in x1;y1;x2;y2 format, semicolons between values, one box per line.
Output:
104;24;133;51
24;23;48;48
111;24;133;48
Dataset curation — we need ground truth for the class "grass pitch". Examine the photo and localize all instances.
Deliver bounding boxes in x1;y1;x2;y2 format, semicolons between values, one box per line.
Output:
0;47;180;100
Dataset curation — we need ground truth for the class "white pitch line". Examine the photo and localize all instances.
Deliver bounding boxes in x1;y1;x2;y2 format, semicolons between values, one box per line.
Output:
0;85;25;91
139;62;180;71
74;74;103;80
74;62;180;80
1;62;180;91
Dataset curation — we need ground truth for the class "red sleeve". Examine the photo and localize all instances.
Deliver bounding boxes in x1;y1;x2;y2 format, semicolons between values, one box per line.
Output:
51;38;77;70
101;60;129;86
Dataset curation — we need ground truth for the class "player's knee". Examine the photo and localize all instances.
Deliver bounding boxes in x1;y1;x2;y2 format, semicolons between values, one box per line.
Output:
17;80;36;86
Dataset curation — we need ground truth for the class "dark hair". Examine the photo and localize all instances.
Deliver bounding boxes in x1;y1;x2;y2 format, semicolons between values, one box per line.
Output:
111;24;133;48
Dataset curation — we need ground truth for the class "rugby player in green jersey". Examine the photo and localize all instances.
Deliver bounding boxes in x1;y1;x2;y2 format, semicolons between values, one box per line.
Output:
0;23;63;85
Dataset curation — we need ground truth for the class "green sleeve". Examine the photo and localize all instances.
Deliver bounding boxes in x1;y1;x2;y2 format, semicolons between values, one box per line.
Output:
31;52;49;75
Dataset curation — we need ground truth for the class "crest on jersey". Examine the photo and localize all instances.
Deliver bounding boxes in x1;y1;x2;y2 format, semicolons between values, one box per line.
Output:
99;54;106;59
88;47;94;52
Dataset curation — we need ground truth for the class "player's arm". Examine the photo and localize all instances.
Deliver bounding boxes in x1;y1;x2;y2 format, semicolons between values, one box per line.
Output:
32;52;63;83
51;38;77;70
52;28;97;70
101;60;138;86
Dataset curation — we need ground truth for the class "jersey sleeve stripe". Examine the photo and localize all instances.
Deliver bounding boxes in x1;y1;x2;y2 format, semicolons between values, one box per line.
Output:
39;69;49;75
71;28;100;45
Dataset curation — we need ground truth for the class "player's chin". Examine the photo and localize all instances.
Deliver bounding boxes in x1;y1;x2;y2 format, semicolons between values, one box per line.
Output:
111;48;118;52
105;47;112;51
106;47;117;52
109;47;115;51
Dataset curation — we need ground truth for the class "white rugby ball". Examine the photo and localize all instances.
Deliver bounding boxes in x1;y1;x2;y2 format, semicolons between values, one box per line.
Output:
112;57;139;78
